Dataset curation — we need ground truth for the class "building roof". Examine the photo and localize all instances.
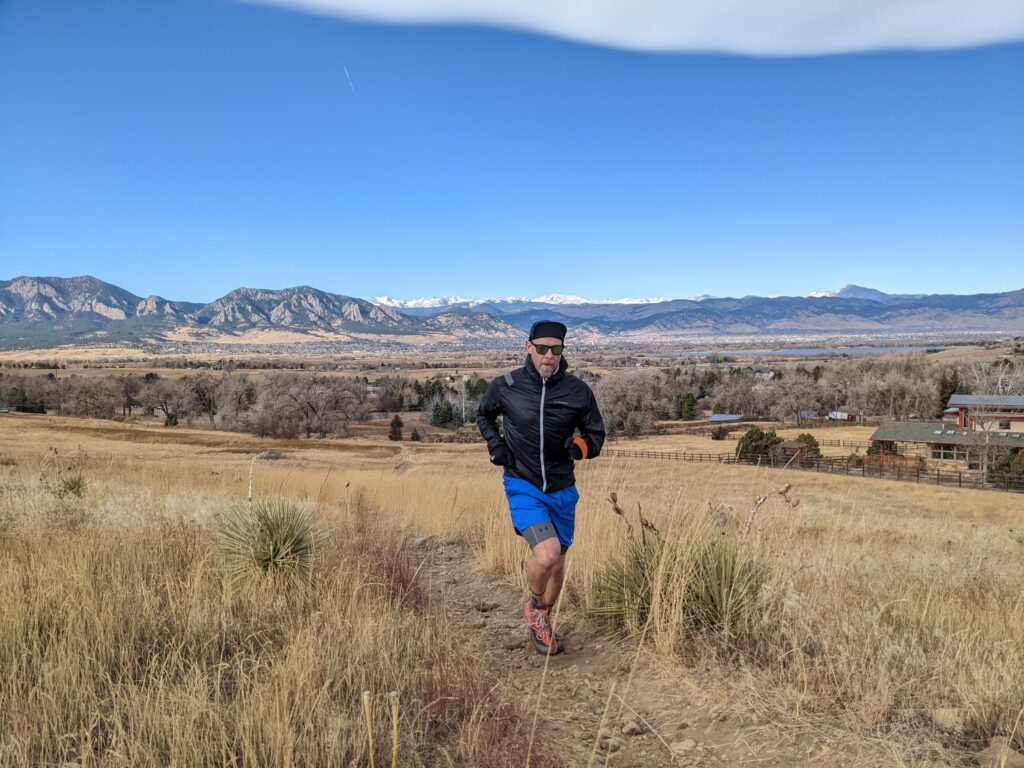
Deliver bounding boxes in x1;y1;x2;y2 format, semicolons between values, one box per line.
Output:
708;414;743;423
947;394;1024;408
871;421;1024;449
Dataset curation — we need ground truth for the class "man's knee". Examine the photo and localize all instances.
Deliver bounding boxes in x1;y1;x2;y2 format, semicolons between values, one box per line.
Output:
531;537;563;569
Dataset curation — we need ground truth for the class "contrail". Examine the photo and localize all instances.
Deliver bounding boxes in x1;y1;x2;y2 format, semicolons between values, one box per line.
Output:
343;66;355;92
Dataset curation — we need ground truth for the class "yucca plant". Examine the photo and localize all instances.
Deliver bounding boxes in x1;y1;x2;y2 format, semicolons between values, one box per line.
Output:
219;499;327;579
589;536;667;634
685;538;766;641
59;474;87;498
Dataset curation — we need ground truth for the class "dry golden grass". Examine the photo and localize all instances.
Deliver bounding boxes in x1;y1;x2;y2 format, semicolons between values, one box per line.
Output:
615;423;878;457
2;414;1023;765
338;441;1024;762
0;421;560;767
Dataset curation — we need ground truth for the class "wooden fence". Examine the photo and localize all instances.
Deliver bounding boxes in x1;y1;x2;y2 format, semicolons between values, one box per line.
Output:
601;448;1024;493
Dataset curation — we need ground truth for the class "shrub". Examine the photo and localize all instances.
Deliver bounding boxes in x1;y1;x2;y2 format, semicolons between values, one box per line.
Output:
590;531;770;651
590;536;666;634
0;455;16;467
40;447;87;499
736;428;782;460
60;474;87;498
685;538;767;642
410;428;421;442
987;449;1024;488
219;500;327;579
866;441;897;456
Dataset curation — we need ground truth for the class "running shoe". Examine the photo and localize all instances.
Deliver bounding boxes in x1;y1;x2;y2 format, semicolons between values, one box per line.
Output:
524;600;563;655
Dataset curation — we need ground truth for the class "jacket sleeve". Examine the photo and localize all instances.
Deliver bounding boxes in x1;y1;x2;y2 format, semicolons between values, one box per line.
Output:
476;377;505;453
579;386;606;458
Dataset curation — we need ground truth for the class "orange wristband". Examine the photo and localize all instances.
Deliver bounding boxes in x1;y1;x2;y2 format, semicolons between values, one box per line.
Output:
573;436;589;460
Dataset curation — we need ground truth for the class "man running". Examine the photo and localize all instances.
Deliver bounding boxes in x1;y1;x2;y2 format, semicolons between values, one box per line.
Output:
476;320;605;655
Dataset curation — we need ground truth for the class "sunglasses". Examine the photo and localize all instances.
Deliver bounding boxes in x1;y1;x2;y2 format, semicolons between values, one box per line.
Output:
531;343;564;356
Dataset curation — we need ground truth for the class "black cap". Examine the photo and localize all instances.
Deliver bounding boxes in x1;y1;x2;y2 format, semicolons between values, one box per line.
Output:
529;320;567;341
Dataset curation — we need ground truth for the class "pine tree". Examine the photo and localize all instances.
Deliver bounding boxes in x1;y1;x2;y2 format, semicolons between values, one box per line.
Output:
680;393;700;420
735;428;782;460
388;414;403;441
430;400;454;428
935;368;963;418
796;432;822;458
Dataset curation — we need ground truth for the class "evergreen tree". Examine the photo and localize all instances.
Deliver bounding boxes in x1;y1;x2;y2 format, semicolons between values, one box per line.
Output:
796;432;822;459
935;368;963;418
388;414;403;441
680;392;700;420
430;400;454;428
410;428;422;441
735;428;782;460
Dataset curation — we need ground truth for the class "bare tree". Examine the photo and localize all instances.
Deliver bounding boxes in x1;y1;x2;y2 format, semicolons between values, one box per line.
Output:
258;373;369;437
144;377;187;427
185;374;221;428
118;374;142;418
964;360;1024;478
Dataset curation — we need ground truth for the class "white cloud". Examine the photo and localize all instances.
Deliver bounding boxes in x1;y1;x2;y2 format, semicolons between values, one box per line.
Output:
239;0;1024;55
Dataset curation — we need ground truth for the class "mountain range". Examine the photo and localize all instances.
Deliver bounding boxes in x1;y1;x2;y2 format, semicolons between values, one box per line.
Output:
1;276;1022;350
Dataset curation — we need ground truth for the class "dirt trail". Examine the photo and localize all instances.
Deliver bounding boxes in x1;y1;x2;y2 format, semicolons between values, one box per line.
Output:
410;535;853;768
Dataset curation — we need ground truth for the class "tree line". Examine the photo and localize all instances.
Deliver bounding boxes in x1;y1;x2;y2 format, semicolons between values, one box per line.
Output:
591;355;1022;438
0;369;495;438
2;354;1019;442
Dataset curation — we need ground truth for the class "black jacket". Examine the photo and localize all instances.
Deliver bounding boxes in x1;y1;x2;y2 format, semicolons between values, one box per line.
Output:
476;356;605;493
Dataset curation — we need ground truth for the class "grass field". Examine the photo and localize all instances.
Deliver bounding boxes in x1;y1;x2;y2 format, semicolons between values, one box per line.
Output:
1;414;1022;765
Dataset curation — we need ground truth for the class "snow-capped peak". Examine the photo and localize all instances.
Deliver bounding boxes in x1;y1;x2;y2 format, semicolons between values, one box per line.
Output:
365;293;675;307
806;285;896;302
532;293;591;304
366;295;473;308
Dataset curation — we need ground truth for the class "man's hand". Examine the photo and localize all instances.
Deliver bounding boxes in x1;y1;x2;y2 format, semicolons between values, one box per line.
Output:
565;436;589;461
490;444;510;466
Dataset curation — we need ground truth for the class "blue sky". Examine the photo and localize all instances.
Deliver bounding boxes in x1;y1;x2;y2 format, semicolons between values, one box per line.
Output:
1;0;1022;303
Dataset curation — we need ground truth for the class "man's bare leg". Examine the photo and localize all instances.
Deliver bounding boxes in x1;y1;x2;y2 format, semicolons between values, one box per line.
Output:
527;538;565;607
543;553;565;607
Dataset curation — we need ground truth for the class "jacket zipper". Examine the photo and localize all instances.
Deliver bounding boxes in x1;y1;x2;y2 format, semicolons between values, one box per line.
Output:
539;378;547;492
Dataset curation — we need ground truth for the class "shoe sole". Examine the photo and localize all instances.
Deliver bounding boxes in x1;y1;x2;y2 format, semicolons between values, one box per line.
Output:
528;627;563;655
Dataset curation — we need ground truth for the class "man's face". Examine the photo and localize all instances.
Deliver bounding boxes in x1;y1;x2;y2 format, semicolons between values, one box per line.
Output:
527;336;563;377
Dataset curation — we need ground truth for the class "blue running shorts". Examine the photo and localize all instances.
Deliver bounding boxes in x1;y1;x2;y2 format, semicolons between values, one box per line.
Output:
502;476;580;550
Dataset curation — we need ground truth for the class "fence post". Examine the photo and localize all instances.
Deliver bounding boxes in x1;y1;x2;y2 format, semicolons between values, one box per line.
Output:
958;472;962;488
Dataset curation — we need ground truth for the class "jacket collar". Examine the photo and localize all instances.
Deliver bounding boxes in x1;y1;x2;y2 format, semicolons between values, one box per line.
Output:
523;354;568;384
